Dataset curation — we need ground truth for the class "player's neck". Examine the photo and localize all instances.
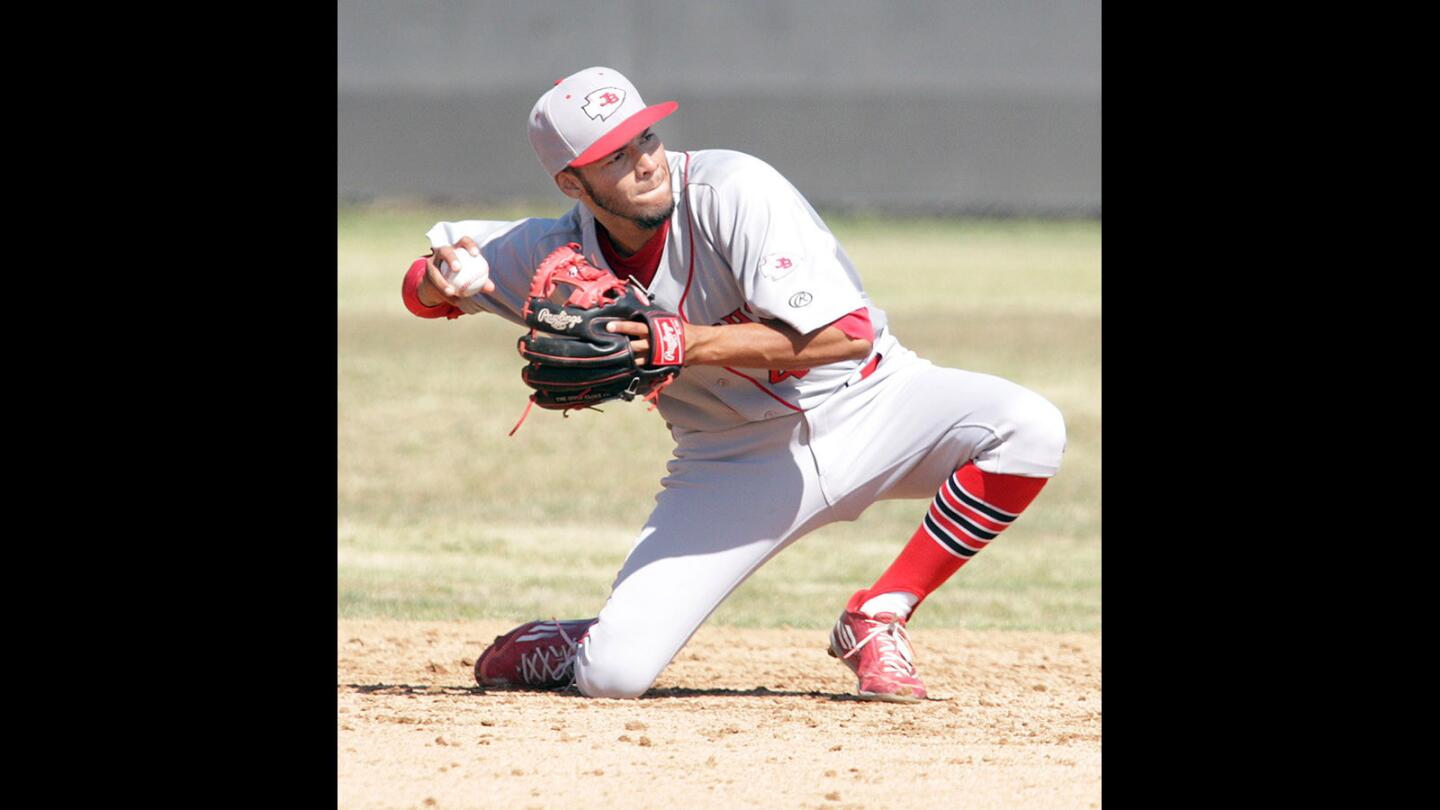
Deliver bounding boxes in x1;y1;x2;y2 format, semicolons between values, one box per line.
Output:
591;211;658;257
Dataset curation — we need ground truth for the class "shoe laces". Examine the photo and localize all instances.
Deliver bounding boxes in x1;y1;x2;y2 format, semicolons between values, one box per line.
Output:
843;615;917;677
518;620;583;685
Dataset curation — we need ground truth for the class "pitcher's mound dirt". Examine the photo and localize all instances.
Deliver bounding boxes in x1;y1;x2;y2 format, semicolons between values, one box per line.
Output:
338;620;1100;809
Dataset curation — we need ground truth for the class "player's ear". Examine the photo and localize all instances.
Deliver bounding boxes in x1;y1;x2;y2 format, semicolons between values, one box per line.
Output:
555;168;585;201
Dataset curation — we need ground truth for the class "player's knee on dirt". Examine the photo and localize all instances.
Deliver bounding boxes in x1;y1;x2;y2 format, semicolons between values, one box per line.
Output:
975;387;1067;477
573;644;664;699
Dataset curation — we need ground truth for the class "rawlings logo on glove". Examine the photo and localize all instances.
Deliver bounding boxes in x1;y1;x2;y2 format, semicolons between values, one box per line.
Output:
511;242;685;431
534;308;585;332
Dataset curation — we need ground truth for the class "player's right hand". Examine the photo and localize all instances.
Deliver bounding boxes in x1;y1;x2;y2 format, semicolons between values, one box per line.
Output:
425;237;495;309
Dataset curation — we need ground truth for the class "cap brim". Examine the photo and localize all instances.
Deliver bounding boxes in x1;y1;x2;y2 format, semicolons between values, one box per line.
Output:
570;101;679;168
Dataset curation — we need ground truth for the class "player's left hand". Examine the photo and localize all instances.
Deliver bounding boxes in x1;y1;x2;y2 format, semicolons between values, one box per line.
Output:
606;320;654;365
516;242;685;411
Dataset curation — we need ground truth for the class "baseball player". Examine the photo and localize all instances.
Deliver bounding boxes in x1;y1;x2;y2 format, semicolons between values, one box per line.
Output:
402;67;1065;702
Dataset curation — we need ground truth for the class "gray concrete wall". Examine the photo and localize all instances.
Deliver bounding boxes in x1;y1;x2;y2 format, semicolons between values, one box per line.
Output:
339;0;1100;215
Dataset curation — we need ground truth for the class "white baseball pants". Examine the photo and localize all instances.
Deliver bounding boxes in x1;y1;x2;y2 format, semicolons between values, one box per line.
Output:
573;346;1066;698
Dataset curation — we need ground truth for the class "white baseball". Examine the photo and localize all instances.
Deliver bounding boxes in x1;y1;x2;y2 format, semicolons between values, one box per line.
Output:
442;251;491;297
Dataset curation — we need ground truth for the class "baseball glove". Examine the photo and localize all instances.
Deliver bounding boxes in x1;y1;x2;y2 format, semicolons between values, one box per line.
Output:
514;242;685;418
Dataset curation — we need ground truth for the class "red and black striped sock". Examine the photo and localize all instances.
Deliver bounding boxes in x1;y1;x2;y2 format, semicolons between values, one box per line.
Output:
865;462;1050;617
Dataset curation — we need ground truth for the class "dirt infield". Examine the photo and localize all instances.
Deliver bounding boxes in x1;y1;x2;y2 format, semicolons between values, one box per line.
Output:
338;620;1100;809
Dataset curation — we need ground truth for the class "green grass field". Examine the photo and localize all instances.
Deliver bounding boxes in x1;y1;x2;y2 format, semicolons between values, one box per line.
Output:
338;205;1100;631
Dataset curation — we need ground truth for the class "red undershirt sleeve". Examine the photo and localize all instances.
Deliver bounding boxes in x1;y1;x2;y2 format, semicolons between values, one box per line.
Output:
828;307;874;342
401;257;464;320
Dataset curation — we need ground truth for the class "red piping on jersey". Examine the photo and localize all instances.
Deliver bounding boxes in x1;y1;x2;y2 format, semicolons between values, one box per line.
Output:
681;150;803;415
721;367;805;413
721;354;880;413
678;151;697;319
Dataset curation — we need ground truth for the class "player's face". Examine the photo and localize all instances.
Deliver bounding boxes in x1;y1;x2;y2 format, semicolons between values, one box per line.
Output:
570;130;674;229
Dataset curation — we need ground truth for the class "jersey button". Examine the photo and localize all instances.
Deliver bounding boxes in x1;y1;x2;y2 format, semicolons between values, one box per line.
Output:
715;378;727;387
764;410;778;418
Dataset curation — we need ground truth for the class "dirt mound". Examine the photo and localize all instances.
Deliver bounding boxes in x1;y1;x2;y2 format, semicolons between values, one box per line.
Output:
338;619;1100;809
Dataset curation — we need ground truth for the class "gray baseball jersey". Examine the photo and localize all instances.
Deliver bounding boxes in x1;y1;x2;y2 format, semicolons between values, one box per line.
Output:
426;149;901;433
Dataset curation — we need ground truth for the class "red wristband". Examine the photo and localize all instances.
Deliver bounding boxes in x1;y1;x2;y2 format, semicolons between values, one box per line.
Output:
402;257;464;319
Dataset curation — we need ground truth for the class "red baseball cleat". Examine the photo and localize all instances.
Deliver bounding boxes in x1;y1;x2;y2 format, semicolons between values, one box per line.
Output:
474;618;597;689
827;591;928;703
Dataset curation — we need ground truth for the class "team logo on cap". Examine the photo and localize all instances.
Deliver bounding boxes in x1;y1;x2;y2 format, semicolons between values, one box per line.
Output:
583;87;627;121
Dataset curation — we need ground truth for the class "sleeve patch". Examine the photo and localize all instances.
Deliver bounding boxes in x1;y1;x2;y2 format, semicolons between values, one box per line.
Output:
760;252;802;282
